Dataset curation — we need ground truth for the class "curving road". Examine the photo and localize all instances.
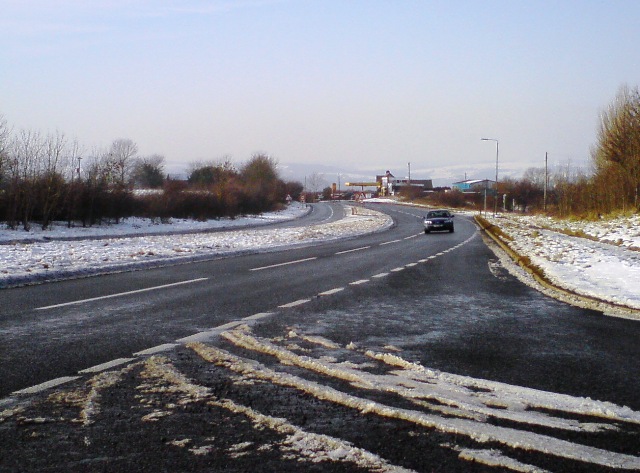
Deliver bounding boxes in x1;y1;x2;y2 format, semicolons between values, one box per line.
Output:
2;202;640;472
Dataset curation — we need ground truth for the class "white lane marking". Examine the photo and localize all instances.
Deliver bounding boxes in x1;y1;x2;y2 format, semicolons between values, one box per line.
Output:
134;344;179;356
318;288;344;296
379;239;402;246
35;278;209;311
177;321;244;343
14;229;479;398
350;279;369;285
13;376;81;395
406;262;418;267
335;246;370;255
79;358;135;374
390;267;404;272
250;257;317;271
320;204;335;223
404;235;418;240
279;299;311;308
243;312;275;321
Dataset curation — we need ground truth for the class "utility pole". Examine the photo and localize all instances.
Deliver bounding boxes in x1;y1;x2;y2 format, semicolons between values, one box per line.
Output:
481;138;499;217
408;162;411;185
544;152;548;212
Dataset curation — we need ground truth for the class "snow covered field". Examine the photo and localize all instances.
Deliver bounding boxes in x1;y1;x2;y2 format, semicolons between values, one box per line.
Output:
484;213;640;315
0;203;392;288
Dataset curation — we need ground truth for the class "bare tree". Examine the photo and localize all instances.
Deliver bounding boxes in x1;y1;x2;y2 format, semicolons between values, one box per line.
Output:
306;172;326;201
106;138;138;186
131;154;165;188
593;84;640;211
39;131;72;229
8;129;46;230
0;115;10;182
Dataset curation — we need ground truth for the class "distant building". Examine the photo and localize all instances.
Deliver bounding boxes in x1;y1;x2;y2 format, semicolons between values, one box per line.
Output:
451;179;496;195
376;170;433;196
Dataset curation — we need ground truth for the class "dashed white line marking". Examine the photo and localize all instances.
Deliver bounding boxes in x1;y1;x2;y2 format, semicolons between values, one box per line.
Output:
404;234;418;240
250;257;317;271
279;299;311;308
79;358;135;374
390;267;404;272
242;312;275;321
335;246;370;255
12;230;479;399
177;321;244;343
380;239;402;246
35;278;209;311
350;279;370;285
13;376;81;395
134;344;179;356
406;262;418;267
318;288;344;296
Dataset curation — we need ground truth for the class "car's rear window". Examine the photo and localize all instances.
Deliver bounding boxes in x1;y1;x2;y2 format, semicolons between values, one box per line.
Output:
427;211;449;218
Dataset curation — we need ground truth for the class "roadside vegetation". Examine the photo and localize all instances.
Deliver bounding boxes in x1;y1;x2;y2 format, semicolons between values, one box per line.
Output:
413;84;640;220
0;116;303;231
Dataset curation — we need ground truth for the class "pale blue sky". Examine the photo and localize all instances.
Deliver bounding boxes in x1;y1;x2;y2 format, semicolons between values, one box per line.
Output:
2;1;639;180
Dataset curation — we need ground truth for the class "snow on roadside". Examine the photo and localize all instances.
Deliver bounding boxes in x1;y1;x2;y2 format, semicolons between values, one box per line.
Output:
0;204;392;287
510;213;640;250
487;214;640;312
0;203;310;243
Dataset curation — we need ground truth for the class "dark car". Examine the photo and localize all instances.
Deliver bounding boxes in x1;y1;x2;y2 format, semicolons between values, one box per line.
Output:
423;209;454;233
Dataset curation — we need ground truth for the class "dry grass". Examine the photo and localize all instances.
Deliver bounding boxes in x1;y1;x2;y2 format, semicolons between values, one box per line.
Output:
475;216;514;241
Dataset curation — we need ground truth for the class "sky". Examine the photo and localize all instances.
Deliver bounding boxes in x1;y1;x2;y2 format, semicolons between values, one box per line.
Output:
2;1;640;183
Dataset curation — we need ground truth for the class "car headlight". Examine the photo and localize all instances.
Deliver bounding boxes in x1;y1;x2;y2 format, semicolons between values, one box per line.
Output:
425;220;432;225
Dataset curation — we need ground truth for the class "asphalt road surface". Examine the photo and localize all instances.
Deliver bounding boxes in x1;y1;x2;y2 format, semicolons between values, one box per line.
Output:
2;203;640;472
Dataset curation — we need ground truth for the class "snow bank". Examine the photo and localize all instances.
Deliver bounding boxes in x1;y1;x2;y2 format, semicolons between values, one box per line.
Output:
0;204;392;287
485;214;640;311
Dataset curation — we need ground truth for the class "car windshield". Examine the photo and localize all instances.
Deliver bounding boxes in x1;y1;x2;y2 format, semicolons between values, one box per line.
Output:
427;211;449;218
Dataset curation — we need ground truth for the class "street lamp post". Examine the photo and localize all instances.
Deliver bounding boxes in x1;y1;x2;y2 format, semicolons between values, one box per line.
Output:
481;138;499;217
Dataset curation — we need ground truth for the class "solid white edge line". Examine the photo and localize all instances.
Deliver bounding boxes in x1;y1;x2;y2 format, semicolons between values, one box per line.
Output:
35;277;209;311
250;257;317;271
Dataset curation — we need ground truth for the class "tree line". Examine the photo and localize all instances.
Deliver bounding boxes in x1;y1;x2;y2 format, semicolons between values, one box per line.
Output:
427;84;640;218
0;117;303;231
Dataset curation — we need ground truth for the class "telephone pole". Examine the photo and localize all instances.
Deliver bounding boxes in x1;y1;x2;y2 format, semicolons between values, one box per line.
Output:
544;152;548;212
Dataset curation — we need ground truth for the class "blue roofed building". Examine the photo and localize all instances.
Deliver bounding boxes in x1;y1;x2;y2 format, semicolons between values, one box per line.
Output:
451;179;496;195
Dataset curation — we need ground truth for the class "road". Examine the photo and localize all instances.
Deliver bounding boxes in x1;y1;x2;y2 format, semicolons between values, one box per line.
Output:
1;202;640;472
